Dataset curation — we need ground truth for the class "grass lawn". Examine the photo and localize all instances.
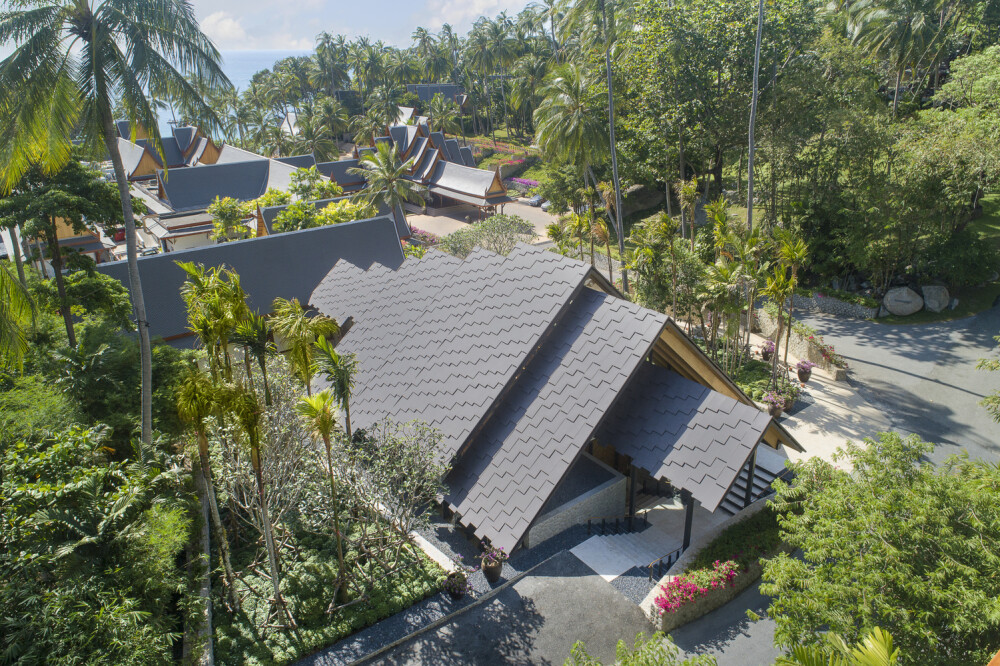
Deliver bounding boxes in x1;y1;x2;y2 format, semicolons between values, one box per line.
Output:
876;194;1000;325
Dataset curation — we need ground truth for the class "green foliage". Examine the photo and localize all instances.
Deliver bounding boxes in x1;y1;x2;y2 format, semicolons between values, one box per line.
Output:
979;333;1000;423
0;426;194;664
762;432;1000;664
687;506;782;573
0;374;81;449
776;627;901;666
208;197;253;243
314;199;376;226
27;269;134;331
254;188;293;208
272;200;317;232
288;166;344;201
438;214;537;258
567;631;717;665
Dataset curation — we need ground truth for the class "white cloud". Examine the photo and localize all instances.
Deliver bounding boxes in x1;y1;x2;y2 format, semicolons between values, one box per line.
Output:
201;11;251;49
424;0;509;30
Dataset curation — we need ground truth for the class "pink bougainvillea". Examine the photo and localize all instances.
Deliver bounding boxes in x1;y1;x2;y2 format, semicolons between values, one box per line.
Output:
653;560;739;614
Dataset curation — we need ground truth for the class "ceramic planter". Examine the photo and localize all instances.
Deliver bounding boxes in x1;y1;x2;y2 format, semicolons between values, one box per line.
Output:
797;368;812;383
783;397;795;413
767;404;783;419
762;349;773;362
482;561;503;584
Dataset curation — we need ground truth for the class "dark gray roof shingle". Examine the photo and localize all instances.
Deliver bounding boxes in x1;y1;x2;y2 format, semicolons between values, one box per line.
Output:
594;362;772;512
96;215;405;343
275;154;317;169
310;244;591;459
445;288;667;552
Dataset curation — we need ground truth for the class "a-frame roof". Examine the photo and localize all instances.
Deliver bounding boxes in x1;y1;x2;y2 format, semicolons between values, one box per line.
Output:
309;245;799;552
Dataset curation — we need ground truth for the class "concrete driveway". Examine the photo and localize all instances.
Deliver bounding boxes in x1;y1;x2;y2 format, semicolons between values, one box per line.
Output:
405;199;560;244
799;305;1000;463
373;551;653;665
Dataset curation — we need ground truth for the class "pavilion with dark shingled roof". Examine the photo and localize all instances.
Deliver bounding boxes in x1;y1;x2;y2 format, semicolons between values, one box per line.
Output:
310;244;802;554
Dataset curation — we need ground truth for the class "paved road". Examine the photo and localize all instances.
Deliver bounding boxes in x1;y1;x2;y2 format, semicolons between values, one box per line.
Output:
374;551;652;665
799;304;1000;463
671;579;781;666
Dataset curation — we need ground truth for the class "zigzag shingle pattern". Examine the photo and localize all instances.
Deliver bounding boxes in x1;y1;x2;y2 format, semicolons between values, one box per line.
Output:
594;362;772;512
309;244;590;458
444;288;667;552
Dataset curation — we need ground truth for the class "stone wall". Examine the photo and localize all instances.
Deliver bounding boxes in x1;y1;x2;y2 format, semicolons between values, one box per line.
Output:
789;293;877;320
523;456;626;549
756;308;848;381
653;562;765;633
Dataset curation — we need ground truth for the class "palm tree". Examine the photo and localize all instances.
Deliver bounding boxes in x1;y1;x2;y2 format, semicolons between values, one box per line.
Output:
270;297;339;395
348;141;426;213
747;0;765;230
0;0;230;445
314;336;357;439
426;94;463;140
777;627;899;666
534;64;609;186
317;96;350;143
0;262;31;371
221;381;294;627
176;365;239;610
675;177;699;251
776;230;809;367
295;390;349;603
762;265;795;385
591;217;615;284
530;0;564;62
232;311;276;406
350;109;386;147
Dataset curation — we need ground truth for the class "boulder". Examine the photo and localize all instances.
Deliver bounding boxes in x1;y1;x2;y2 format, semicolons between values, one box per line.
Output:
922;286;950;313
883;287;923;316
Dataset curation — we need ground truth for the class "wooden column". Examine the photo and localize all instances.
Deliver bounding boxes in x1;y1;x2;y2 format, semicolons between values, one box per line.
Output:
628;466;637;530
681;489;693;551
743;447;758;508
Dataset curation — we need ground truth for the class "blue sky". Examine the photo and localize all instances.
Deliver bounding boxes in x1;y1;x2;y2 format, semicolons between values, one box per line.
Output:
195;0;533;50
0;0;533;58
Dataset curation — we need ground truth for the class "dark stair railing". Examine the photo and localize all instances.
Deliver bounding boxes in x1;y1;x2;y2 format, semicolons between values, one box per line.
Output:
648;545;684;581
586;509;649;536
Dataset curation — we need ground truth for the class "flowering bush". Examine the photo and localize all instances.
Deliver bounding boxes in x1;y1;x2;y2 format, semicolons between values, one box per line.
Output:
408;227;440;246
654;560;739;614
501;158;525;166
480;545;508;567
796;359;817;372
762;391;785;409
511;177;540;188
806;334;849;369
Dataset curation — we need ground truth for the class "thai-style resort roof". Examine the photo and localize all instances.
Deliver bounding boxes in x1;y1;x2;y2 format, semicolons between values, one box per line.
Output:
156;158;298;213
274;154;318;169
96;215;406;344
309;244;801;553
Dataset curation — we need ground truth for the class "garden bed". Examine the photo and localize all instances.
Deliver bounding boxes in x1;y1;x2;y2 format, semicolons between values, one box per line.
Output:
641;504;786;633
757;304;849;380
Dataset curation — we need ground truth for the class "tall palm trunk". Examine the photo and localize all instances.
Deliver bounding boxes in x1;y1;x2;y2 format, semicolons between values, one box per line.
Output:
604;239;614;284
892;65;903;117
746;0;764;231
10;224;26;287
251;445;291;623
198;432;239;610
600;0;628;292
322;433;348;604
783;268;798;368
44;221;75;347
100;107;152;445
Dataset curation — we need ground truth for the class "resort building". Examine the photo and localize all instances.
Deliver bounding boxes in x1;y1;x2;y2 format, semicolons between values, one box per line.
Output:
115;122;221;181
310;244;801;566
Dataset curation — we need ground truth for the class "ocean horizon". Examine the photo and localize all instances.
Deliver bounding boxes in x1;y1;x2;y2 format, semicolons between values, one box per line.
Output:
157;48;312;133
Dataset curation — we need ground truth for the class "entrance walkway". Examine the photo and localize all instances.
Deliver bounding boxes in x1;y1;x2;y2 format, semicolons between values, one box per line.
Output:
372;551;651;665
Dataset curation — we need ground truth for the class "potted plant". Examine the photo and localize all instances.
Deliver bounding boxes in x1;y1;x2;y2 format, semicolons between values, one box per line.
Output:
443;557;475;600
480;544;507;584
796;359;816;383
781;383;801;412
762;391;784;419
443;570;472;601
760;340;775;362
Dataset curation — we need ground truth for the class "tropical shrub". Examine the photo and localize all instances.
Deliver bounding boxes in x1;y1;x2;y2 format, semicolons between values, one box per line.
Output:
438;215;536;258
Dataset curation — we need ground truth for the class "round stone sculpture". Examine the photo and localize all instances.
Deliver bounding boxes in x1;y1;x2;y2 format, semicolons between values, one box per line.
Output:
883;287;924;317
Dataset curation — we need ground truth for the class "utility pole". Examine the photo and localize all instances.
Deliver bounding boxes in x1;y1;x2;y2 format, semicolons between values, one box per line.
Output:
601;0;629;293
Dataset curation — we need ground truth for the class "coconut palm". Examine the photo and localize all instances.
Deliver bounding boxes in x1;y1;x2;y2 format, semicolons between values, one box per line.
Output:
270;297;339;395
426;93;463;140
674;177;699;251
176;365;239;610
0;0;230;445
348;141;426;213
534;64;609;187
0;262;31;371
350;109;386;147
295;390;350;603
314;336;357;439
